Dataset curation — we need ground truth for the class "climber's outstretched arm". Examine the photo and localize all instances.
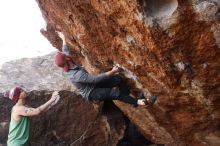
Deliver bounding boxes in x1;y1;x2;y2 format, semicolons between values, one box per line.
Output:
14;91;60;117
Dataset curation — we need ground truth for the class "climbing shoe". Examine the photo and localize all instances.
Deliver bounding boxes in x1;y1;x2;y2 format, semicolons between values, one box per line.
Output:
148;95;157;104
137;95;157;106
137;99;147;106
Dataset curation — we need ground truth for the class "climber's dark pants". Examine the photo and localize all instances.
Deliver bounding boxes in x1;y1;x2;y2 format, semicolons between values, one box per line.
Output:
89;75;137;106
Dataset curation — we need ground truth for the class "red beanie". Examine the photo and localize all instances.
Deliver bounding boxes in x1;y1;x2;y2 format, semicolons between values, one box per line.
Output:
54;51;72;72
4;87;23;103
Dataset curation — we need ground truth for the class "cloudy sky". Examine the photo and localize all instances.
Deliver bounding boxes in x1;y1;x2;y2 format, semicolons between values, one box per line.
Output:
0;0;55;68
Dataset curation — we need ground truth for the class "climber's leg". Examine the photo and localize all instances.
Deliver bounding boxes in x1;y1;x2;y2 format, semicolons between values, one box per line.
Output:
96;75;130;95
96;75;123;88
88;87;137;106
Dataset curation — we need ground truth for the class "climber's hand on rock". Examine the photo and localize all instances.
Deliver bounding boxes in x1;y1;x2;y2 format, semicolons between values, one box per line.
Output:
57;31;66;45
111;66;119;74
105;66;119;77
50;91;61;106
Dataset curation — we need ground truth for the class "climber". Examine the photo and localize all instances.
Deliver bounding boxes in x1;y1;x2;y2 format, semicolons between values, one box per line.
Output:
2;86;60;146
54;32;157;106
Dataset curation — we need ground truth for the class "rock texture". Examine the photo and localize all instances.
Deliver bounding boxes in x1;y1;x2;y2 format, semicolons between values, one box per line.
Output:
0;52;74;92
36;0;220;146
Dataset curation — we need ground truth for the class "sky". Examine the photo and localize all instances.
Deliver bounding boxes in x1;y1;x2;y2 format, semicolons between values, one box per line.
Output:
0;0;55;68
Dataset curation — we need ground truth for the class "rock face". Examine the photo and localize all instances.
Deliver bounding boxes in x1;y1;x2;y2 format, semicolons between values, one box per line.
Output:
36;0;220;146
0;52;74;92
